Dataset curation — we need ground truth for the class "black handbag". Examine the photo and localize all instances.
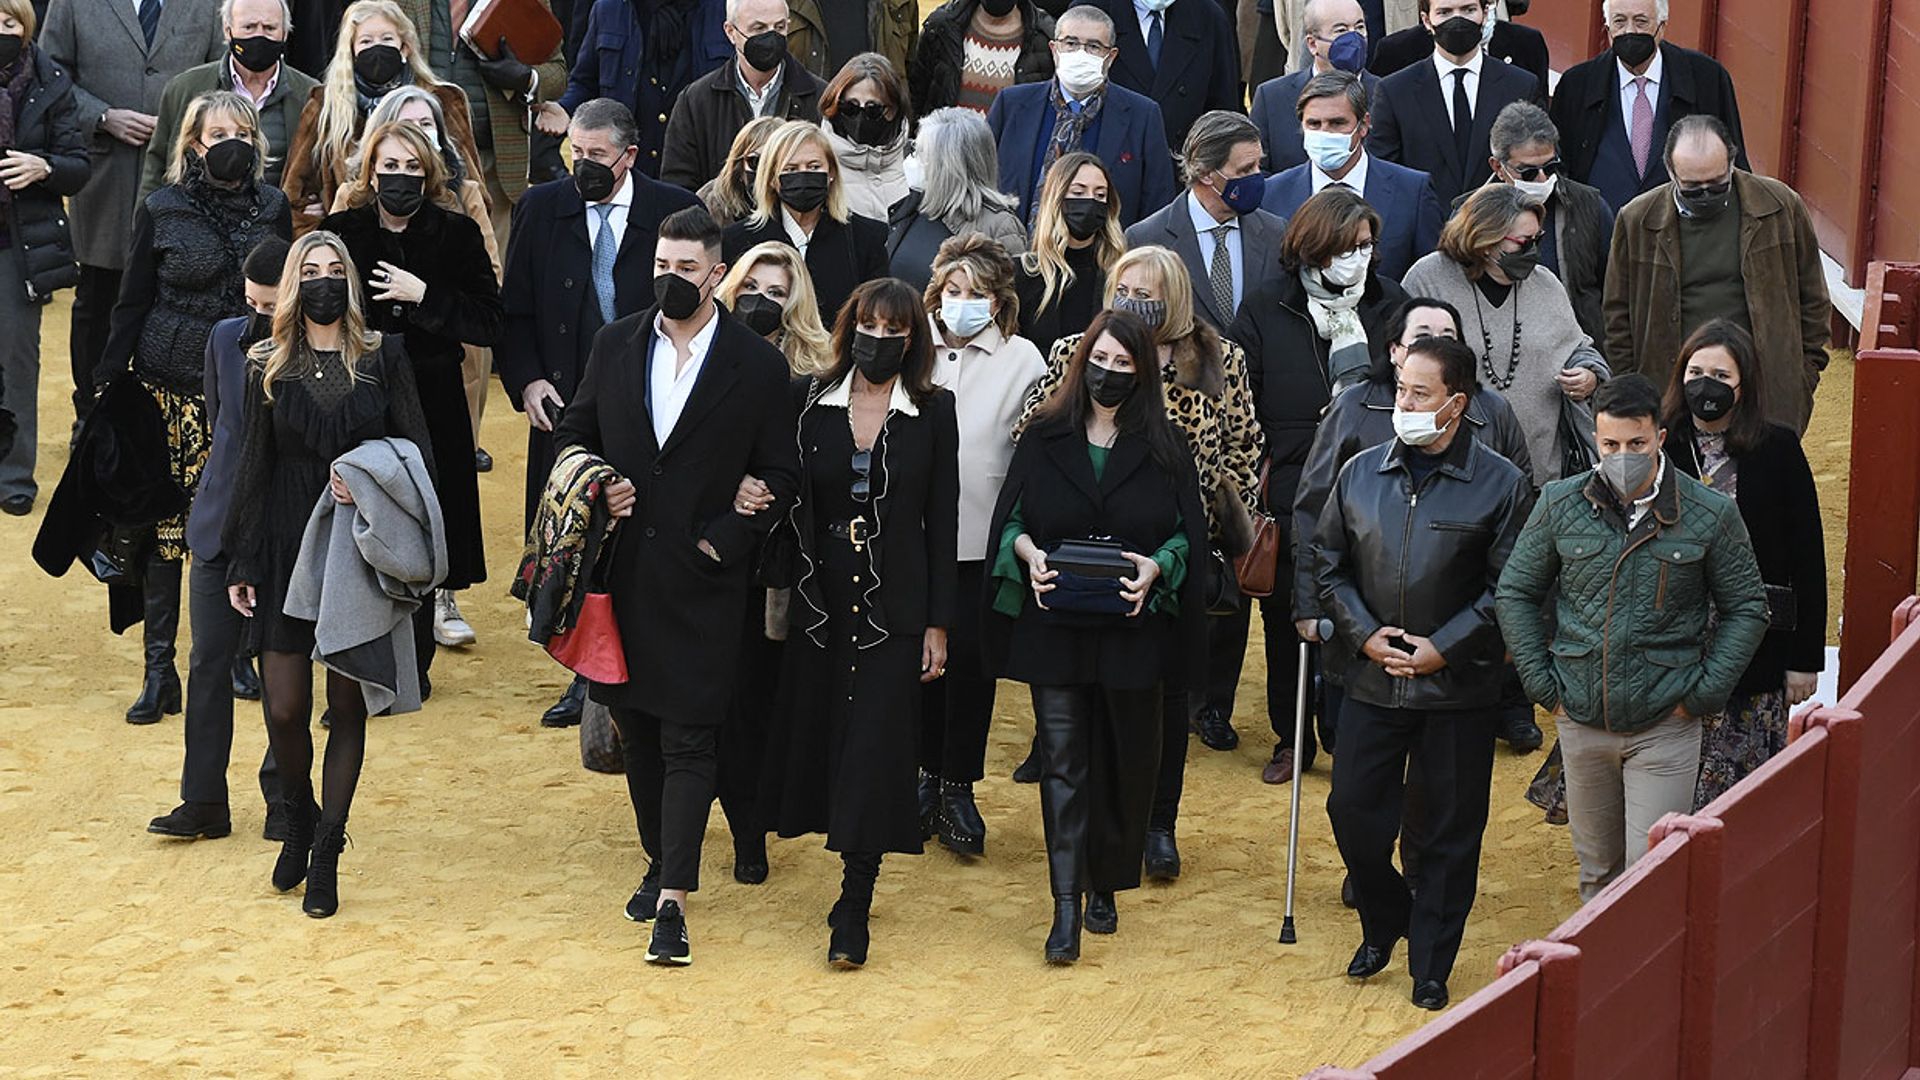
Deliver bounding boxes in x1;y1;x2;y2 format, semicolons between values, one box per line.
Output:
1764;583;1799;633
1558;395;1599;480
1045;538;1136;616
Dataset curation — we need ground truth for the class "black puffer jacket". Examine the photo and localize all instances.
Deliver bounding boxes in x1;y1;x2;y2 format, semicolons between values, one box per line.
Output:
3;45;89;303
909;0;1055;117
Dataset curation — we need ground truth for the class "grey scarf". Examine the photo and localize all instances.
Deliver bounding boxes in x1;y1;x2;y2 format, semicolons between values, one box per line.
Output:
1301;270;1371;390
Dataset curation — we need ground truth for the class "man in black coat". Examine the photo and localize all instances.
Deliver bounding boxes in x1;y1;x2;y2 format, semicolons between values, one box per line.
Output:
1548;0;1747;212
660;0;828;191
1365;0;1540;205
1093;0;1243;150
502;100;700;728
554;205;800;968
1367;5;1549;91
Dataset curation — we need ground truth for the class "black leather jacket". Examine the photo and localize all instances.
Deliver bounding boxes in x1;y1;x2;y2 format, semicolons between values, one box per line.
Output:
1311;428;1533;711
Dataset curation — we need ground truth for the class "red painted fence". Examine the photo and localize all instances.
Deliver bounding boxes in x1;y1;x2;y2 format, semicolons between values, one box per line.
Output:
1304;596;1920;1080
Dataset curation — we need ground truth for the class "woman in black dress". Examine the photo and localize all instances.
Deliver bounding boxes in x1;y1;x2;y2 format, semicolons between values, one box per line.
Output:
98;89;292;724
224;230;434;918
749;278;959;969
319;120;499;690
983;308;1208;965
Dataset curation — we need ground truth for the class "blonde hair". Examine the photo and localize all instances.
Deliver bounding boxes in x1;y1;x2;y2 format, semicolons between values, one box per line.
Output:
925;233;1022;339
0;0;37;39
1437;183;1543;281
747;120;848;228
1107;245;1197;344
340;121;460;212
717;242;834;375
166;91;268;185
250;231;382;402
711;116;783;224
313;1;450;188
1022;151;1126;314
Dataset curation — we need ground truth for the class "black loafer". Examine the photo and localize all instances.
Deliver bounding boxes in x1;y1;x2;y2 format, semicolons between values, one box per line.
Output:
1501;712;1545;753
148;801;232;839
474;448;494;473
1143;828;1181;881
1412;979;1449;1010
541;678;587;728
1;494;33;516
1084;891;1117;934
1194;705;1240;751
1347;941;1395;979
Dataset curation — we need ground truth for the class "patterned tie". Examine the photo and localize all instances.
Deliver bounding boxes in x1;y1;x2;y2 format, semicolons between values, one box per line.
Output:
1147;12;1164;69
1629;76;1655;176
1451;68;1474;168
1209;224;1235;322
138;0;162;46
592;203;617;326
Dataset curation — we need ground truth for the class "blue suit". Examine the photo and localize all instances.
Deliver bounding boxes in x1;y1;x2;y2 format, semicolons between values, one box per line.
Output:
1248;68;1380;172
559;0;730;176
987;79;1178;229
1259;155;1444;283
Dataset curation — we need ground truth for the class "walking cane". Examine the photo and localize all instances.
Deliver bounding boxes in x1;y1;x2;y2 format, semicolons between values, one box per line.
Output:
1279;637;1312;944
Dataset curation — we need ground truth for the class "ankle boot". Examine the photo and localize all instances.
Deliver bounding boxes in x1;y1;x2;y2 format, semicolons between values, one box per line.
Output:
827;853;879;969
126;557;184;724
271;797;318;892
1012;739;1043;784
303;818;349;918
916;769;940;841
1045;894;1083;965
937;780;986;856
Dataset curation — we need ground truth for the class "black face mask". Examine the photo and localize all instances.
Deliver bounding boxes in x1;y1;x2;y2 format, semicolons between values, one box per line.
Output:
229;35;285;73
1676;177;1733;219
654;272;706;321
1684;376;1738;422
1496;238;1540;281
376;172;426;217
240;309;274;347
980;0;1020;16
0;33;25;72
778;170;831;213
1430;15;1483;55
831;103;900;148
850;330;908;385
353;44;406;87
1504;0;1530;14
733;292;785;337
1084;363;1137;408
1611;31;1658;69
573;158;619;203
1060;196;1107;241
203;138;256;183
301;277;350;326
740;29;786;73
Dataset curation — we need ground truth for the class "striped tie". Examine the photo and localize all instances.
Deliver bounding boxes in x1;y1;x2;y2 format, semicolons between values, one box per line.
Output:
138;0;162;46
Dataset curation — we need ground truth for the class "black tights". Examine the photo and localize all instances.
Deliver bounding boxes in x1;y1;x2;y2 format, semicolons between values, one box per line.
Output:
260;650;369;823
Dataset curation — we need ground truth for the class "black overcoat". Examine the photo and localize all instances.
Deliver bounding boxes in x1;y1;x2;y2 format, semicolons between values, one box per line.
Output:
721;211;890;327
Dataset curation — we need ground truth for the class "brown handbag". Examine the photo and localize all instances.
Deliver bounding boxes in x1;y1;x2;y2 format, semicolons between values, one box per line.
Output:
1233;461;1282;599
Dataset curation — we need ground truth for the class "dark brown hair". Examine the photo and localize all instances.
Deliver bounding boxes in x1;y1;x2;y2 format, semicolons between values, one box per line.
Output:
1660;317;1771;454
1032;309;1190;473
1280;187;1383;272
820;52;911;120
824;278;938;407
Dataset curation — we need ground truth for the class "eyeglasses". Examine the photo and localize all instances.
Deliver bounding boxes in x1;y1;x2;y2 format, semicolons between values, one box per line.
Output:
1504;234;1542;248
851;448;871;504
1504;158;1561;181
1055;36;1114;56
1678;178;1733;199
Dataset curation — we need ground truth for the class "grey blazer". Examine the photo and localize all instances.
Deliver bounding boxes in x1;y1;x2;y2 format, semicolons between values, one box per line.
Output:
1126;193;1290;331
38;0;226;270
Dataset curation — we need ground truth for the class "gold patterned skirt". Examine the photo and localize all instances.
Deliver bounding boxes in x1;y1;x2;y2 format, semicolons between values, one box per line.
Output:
144;381;209;562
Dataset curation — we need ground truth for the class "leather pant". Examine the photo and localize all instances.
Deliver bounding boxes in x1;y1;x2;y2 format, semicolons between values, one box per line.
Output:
1030;684;1163;897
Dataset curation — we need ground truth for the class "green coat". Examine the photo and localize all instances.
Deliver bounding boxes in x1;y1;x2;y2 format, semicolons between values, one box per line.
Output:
140;58;321;202
787;0;920;83
1494;462;1769;736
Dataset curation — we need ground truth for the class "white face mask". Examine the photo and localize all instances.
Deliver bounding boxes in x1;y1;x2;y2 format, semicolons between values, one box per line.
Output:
1393;396;1459;447
1511;172;1557;202
1302;128;1357;173
902;153;925;191
1480;10;1498;48
1055;50;1107;97
941;296;994;338
1322;246;1372;287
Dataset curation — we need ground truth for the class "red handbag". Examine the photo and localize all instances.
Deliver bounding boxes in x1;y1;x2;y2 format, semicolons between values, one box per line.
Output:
545;528;628;684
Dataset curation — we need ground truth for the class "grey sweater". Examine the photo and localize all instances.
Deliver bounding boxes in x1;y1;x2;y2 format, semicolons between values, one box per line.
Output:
285;438;447;716
1400;255;1609;486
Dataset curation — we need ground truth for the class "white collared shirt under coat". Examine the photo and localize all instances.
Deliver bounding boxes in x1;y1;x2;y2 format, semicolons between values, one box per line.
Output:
649;302;720;446
925;314;1047;561
1431;46;1486;128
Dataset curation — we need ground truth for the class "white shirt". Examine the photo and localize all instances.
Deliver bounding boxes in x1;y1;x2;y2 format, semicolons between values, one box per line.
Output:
1616;49;1665;136
1431;48;1485;129
649;303;719;446
736;60;786;118
1310;148;1371;196
1186;191;1244;313
1623;455;1668;530
780;206;815;256
591;170;635;251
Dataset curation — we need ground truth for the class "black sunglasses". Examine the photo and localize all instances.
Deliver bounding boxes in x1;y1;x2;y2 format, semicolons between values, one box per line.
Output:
838;101;891;124
851;448;871;503
1679;178;1734;199
1506;158;1561;182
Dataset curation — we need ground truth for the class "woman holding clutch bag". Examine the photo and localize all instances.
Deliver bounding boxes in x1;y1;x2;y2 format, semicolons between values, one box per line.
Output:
982;308;1209;965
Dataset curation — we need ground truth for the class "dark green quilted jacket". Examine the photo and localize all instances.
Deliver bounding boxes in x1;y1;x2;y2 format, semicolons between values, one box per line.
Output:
1494;462;1770;735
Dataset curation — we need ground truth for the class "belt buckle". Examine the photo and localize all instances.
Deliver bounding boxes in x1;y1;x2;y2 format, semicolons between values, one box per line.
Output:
848;515;870;550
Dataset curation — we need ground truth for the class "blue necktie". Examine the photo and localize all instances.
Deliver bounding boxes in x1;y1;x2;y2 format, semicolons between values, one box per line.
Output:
1146;12;1164;69
138;0;162;46
591;203;617;326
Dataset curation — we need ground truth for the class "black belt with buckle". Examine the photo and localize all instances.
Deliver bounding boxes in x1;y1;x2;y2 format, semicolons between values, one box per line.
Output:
826;517;872;545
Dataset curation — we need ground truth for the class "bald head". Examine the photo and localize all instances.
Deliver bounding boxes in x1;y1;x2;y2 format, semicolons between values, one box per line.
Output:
1663;114;1736;184
1303;0;1367;71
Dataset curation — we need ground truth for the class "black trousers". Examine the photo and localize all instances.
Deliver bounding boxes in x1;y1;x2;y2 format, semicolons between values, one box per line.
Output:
183;557;278;807
1030;683;1162;897
611;708;719;892
717;589;776;853
1208;593;1319;752
920;560;996;782
1327;698;1496;985
69;264;121;421
1150;683;1188;832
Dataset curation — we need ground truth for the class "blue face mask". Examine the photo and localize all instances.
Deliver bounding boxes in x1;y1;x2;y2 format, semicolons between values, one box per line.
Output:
1215;171;1267;215
1302;128;1357;173
1327;30;1368;73
941;296;994;338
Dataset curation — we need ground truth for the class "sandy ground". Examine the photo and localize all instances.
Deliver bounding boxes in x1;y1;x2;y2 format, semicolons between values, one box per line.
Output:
0;291;1855;1075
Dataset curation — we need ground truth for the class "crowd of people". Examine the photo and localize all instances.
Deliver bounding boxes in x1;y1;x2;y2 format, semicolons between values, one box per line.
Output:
5;0;1833;1008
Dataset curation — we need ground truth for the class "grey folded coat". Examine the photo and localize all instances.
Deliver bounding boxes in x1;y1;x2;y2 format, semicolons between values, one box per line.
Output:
285;437;448;716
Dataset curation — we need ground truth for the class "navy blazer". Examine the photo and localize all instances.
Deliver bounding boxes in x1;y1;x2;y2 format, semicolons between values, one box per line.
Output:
1367;21;1551;92
1096;0;1242;149
184;316;250;562
1259;154;1444;282
558;0;730;174
1366;54;1539;206
1248;68;1380;172
987;79;1178;229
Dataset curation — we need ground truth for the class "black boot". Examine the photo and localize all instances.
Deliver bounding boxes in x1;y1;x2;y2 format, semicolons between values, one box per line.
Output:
1085;890;1118;934
231;656;261;701
126;558;183;724
303;818;348;918
1143;828;1181;881
916;770;940;841
732;834;769;885
1045;894;1082;965
936;781;986;856
271;797;318;892
1012;738;1042;784
827;853;879;969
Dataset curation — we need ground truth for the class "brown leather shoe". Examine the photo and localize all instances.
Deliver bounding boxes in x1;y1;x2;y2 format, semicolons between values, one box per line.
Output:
1263;748;1295;784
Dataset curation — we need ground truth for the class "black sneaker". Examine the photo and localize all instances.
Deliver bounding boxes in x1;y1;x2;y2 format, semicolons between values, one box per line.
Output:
1194;705;1240;751
645;900;692;966
624;863;662;922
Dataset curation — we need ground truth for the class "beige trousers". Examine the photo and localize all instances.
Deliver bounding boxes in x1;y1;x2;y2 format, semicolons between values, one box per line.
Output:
1558;711;1702;902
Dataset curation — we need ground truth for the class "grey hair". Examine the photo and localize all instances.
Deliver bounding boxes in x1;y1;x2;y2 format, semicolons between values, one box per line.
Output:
570;97;640;150
221;0;293;29
1180;110;1262;186
725;0;787;25
1662;113;1736;174
361;85;467;183
916;107;1019;223
1057;4;1116;42
1295;70;1370;121
1602;0;1669;23
1489;101;1560;160
1303;0;1366;38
